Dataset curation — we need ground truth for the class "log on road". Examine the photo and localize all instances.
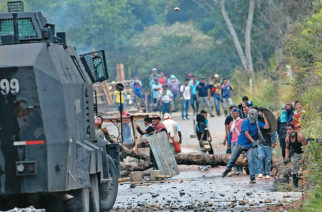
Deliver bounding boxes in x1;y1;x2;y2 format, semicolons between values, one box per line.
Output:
175;153;247;167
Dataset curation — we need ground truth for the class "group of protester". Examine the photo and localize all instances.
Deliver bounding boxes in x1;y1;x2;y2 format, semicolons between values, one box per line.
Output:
219;99;306;188
131;67;234;118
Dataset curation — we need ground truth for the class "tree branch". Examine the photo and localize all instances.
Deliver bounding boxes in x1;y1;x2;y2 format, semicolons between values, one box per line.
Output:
245;0;255;74
218;0;248;71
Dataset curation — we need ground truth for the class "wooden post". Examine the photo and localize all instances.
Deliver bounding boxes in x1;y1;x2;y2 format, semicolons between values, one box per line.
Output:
116;64;125;82
102;81;114;105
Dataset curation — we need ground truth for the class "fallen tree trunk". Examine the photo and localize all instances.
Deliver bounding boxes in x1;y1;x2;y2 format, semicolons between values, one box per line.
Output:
175;153;247;167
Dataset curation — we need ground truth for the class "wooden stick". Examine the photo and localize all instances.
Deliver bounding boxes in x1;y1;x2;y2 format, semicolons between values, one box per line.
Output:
118;177;130;182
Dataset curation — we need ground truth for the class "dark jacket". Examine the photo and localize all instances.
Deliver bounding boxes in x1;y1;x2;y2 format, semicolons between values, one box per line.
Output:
277;116;287;139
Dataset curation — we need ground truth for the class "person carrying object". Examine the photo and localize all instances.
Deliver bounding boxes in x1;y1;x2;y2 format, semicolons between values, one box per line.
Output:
283;123;307;188
222;109;270;184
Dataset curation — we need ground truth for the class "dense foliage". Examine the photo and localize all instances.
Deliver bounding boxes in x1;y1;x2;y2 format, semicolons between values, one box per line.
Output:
285;2;322;210
0;0;313;83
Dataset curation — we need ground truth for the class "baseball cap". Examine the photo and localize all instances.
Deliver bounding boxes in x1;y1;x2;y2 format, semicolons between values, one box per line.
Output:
213;74;219;78
152;68;157;71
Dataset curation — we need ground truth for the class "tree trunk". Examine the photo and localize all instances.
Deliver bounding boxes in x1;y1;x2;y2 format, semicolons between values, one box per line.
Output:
245;0;255;75
219;0;248;72
175;153;247;167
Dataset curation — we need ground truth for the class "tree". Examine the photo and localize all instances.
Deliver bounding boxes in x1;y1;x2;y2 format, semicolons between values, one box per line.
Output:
193;0;255;74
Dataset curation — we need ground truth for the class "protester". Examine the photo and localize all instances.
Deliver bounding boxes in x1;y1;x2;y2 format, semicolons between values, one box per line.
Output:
95;116;113;143
196;77;215;117
132;79;144;104
158;72;167;86
149;68;160;83
285;103;294;124
114;86;126;112
133;75;142;86
180;79;191;120
277;105;288;159
163;113;182;153
228;108;244;174
160;84;173;115
209;74;222;116
242;96;253;107
284;123;307;188
189;74;199;114
223;105;238;146
222;109;270;184
292;100;305;131
221;79;234;115
168;75;181;111
151;77;162;111
257;130;277;179
187;73;192;81
136;117;154;137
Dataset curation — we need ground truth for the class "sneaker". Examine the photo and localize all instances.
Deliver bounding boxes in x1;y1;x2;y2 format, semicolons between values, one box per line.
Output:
250;179;256;184
265;175;270;179
222;170;230;177
186;117;190;120
257;174;263;178
182;117;186;120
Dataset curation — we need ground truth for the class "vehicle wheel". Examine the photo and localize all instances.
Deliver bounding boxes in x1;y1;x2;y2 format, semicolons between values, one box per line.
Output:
100;154;118;211
65;188;89;212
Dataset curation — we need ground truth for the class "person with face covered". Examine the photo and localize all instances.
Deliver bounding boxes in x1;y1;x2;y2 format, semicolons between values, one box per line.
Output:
222;109;270;184
285;103;294;123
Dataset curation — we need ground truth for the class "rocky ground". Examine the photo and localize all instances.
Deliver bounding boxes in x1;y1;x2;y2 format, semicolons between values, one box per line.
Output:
111;113;302;211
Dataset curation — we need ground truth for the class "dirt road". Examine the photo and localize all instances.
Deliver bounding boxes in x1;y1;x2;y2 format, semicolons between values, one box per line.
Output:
112;113;302;211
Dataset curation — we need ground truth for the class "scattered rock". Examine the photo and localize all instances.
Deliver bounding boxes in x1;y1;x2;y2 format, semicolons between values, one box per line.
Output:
153;203;160;208
207;202;213;207
151;193;159;198
249;202;255;206
130;183;136;188
264;198;272;203
246;192;253;196
239;200;249;205
219;193;225;197
283;195;291;198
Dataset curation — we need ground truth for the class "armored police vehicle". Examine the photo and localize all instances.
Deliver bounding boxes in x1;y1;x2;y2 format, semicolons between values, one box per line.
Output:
0;1;119;211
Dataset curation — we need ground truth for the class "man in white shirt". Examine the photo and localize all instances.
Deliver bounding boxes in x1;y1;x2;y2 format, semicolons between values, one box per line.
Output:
180;79;191;120
160;84;173;115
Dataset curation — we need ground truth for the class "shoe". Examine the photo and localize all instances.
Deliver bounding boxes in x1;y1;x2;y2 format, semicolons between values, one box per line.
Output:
257;174;263;178
250;179;256;184
235;171;241;176
182;117;186;120
186;117;189;120
222;170;230;177
265;175;270;179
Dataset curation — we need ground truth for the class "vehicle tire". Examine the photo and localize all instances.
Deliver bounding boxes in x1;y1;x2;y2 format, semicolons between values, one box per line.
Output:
65;188;89;212
100;154;118;211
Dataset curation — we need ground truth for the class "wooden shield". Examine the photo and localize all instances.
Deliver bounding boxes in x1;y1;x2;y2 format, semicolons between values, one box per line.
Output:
147;132;180;177
258;108;277;134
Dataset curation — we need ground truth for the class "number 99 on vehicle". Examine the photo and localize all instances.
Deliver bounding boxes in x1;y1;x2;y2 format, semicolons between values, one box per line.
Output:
0;78;20;95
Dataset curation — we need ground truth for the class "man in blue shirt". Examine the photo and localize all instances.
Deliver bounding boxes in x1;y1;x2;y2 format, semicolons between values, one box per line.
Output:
221;79;234;115
222;109;270;184
189;75;199;114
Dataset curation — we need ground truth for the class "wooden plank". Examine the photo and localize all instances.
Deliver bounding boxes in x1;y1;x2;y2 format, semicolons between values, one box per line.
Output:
147;132;180;177
102;81;114;105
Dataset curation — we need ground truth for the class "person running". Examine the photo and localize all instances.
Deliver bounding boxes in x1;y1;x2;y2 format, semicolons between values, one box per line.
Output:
284;123;307;188
228;108;244;175
196;77;215;117
160;84;173;115
209;74;222;116
222;109;270;184
277;105;288;159
221;79;234;115
180;79;191;120
189;75;199;114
